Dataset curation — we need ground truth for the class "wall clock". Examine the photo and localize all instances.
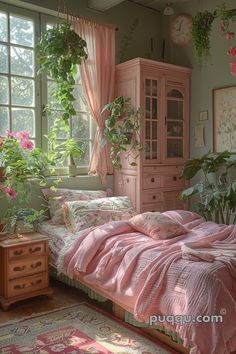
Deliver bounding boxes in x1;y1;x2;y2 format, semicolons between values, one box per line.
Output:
170;13;192;47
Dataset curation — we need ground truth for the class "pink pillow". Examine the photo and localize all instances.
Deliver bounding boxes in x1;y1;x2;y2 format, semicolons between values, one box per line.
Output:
129;212;189;240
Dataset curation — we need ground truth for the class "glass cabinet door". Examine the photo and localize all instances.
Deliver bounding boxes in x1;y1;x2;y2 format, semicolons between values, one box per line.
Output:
166;87;184;159
144;78;159;161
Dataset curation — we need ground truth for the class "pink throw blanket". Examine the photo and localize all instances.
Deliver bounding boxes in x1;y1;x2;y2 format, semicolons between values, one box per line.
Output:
63;213;236;354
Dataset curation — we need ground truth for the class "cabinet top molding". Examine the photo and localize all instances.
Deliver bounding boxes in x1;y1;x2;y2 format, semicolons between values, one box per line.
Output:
116;57;192;74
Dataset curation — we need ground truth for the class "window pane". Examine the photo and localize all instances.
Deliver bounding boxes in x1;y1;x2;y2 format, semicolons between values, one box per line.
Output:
48;111;69;139
12;108;35;136
72;113;90;139
74;140;90;167
11;77;34;106
11;46;34;77
0;107;9;135
47;80;62;110
73;85;89;112
0;44;8;73
10;15;34;47
0;12;7;42
0;76;9;104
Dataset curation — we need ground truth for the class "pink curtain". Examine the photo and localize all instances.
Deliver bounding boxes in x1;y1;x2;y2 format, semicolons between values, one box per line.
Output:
73;18;115;183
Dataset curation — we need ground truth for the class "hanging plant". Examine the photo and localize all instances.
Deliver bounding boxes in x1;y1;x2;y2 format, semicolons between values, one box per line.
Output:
192;10;216;67
36;22;87;124
101;96;143;171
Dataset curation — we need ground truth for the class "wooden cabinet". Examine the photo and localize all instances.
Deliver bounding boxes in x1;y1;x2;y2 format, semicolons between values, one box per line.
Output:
0;232;53;310
114;58;191;213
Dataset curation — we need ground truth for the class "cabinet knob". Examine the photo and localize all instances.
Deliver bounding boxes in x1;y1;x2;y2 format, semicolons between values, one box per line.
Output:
29;246;41;254
14;284;25;290
14;250;23;256
151;178;155;182
126;178;129;183
152;195;156;200
13;265;26;272
31;262;42;269
173;176;177;181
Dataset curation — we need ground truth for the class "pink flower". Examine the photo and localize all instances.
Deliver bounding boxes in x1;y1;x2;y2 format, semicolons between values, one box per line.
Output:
228;46;236;56
6;130;16;138
20;140;34;150
230;60;236;76
5;188;17;199
226;32;235;40
16;131;30;140
0;185;5;190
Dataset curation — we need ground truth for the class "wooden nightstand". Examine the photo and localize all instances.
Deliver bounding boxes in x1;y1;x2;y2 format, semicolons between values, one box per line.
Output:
0;232;53;310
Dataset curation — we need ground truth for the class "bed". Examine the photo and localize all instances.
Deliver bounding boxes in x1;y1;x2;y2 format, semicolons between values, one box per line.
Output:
38;188;236;354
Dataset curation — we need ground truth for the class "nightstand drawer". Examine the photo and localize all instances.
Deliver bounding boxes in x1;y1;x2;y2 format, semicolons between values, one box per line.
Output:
7;273;47;298
8;242;46;260
8;256;46;280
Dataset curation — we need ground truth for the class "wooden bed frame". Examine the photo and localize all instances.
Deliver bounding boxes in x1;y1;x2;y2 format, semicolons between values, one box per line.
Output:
50;266;189;353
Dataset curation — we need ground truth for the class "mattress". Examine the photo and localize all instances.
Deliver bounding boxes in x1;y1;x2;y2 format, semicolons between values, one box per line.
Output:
38;220;70;266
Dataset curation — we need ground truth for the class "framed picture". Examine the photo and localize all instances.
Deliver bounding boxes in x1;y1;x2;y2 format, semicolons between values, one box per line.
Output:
199;110;208;121
213;85;236;153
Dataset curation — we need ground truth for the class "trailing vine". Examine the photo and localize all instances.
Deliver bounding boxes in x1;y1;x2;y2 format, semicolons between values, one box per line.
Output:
192;3;236;69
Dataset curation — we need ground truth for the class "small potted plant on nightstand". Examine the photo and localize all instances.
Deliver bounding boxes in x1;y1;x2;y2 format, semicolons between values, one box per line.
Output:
101;96;143;171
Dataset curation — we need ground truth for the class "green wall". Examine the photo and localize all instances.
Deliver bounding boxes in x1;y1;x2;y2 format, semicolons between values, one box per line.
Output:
162;0;236;159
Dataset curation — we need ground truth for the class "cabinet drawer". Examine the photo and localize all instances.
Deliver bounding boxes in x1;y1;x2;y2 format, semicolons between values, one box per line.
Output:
143;190;162;203
8;242;46;260
8;256;46;280
161;175;185;188
7;273;47;298
142;203;164;212
143;175;161;189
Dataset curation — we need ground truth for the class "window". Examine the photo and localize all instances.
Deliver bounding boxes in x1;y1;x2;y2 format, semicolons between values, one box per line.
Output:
0;4;93;173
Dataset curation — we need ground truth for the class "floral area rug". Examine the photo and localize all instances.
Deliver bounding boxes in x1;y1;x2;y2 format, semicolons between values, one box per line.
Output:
0;303;176;353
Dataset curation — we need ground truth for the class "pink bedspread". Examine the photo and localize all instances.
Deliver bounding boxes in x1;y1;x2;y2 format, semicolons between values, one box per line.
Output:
63;211;236;354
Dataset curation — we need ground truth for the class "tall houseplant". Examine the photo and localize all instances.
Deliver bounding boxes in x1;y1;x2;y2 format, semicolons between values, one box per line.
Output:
101;96;143;171
180;150;236;224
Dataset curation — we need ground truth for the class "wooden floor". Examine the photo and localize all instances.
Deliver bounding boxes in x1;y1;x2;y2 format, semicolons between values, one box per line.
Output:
0;278;112;325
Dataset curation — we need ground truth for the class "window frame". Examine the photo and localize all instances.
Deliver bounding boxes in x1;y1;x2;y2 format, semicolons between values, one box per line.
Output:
0;4;95;176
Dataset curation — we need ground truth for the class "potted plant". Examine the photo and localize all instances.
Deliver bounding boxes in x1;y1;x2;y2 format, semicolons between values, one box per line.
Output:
36;22;87;125
192;10;216;66
101;96;143;171
0;131;55;235
60;138;85;177
180;150;236;224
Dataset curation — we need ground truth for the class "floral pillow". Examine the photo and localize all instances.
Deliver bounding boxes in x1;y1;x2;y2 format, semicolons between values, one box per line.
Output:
42;188;110;224
129;212;189;240
63;196;136;233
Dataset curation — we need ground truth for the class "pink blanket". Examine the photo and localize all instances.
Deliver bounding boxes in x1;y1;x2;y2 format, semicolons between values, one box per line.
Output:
63;212;236;354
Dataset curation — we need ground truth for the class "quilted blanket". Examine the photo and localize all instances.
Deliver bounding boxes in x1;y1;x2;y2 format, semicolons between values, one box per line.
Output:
62;211;236;354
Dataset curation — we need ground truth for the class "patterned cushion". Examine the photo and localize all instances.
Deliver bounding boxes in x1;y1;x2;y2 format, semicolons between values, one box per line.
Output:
42;188;109;224
129;212;189;240
63;196;136;233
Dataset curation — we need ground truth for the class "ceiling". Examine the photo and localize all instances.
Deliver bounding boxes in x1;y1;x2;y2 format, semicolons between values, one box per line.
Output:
87;0;188;13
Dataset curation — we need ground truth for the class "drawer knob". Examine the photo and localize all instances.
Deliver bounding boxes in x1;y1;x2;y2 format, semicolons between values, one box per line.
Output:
31;279;42;286
126;178;129;183
13;265;26;272
152;195;156;200
173;176;177;181
29;246;41;254
14;284;25;290
31;262;42;269
151;178;155;182
14;250;23;256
